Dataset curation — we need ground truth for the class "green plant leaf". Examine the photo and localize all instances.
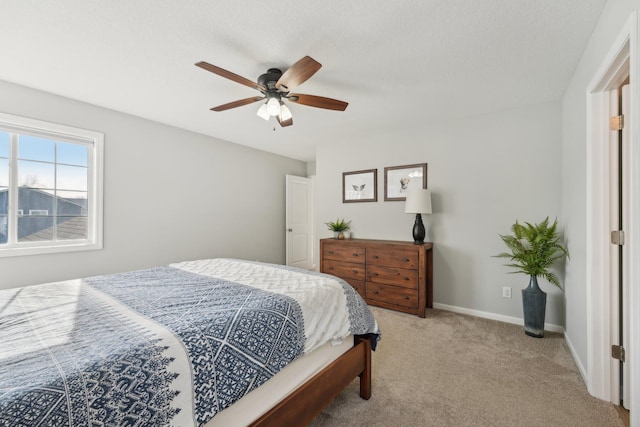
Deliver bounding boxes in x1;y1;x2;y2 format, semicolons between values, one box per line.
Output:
493;217;569;290
325;218;351;232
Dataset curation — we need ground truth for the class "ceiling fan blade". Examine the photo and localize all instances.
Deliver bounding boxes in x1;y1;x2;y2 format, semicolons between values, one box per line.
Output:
275;56;321;91
288;94;348;111
211;96;265;112
277;115;293;127
196;61;266;92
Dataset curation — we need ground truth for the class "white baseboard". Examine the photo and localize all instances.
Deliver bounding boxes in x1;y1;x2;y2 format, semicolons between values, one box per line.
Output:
563;331;587;384
432;302;564;333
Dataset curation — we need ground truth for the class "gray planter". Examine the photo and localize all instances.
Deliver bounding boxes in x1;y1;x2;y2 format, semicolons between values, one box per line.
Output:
522;275;546;338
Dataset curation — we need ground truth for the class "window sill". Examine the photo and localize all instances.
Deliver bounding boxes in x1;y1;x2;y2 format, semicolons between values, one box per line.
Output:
0;241;103;258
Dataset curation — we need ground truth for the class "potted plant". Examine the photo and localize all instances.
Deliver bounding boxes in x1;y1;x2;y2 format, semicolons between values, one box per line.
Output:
325;218;351;240
495;217;569;338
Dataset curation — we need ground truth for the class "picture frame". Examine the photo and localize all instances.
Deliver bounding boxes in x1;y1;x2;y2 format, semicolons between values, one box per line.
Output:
343;169;377;203
384;163;427;201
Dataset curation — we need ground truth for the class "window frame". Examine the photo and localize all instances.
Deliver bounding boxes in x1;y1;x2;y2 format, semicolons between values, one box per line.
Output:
0;112;104;258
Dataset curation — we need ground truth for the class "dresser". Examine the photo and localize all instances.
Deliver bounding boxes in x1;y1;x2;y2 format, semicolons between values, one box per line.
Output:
320;238;433;318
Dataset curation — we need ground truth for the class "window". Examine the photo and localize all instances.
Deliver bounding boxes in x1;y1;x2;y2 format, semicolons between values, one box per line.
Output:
0;113;103;257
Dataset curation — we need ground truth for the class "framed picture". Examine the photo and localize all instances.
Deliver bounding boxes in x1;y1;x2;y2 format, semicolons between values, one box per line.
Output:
343;169;377;203
384;163;427;201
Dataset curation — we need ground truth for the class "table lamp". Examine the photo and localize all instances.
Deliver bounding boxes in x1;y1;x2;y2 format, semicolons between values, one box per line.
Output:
404;188;432;244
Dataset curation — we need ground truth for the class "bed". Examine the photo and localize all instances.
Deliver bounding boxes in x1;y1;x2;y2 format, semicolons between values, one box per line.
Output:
0;258;380;426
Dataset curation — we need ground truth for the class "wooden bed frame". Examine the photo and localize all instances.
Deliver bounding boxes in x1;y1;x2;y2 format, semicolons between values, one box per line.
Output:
250;335;372;426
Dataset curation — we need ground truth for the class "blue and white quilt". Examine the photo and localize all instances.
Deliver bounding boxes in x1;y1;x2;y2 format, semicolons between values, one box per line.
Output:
0;258;380;426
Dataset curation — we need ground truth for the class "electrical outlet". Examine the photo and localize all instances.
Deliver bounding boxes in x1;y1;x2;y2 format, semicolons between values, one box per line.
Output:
502;287;512;298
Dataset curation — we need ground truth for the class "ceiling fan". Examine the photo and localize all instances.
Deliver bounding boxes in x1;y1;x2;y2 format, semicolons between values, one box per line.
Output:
195;56;348;127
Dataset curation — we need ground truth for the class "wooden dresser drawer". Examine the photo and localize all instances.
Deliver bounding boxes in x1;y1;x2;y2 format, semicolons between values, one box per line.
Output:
366;282;419;309
366;264;418;289
322;259;365;281
366;248;418;269
323;244;365;263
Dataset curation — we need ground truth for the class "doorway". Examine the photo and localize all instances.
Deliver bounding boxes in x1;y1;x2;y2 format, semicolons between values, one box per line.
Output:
610;81;631;411
285;175;314;270
586;12;638;425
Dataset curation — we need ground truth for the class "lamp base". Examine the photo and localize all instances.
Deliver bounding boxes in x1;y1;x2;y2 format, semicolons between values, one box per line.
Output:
412;213;425;244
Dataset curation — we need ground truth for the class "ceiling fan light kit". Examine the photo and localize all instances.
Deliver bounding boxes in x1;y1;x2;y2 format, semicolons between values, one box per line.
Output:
195;56;348;128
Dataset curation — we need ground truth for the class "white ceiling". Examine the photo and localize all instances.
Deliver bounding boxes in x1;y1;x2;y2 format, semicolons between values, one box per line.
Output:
0;1;606;162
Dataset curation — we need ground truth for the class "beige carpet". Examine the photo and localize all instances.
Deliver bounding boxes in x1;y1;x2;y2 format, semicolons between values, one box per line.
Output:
310;307;623;427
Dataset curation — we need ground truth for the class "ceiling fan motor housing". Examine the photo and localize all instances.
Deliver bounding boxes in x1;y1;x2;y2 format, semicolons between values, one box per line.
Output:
258;68;283;90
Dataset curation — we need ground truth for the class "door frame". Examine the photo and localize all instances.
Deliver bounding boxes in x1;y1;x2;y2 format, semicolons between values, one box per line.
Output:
586;12;638;421
285;174;315;269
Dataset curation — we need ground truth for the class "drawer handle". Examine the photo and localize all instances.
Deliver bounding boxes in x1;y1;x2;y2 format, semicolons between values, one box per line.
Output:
403;296;410;300
403;258;410;262
404;277;410;281
328;251;335;255
352;270;359;274
370;272;379;277
373;255;379;259
372;290;379;295
352;253;360;257
329;267;334;271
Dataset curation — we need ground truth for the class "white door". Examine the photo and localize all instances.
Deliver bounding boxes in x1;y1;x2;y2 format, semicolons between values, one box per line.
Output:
286;175;313;269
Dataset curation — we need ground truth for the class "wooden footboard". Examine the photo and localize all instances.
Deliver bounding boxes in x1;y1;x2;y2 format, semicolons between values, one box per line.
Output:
249;335;372;427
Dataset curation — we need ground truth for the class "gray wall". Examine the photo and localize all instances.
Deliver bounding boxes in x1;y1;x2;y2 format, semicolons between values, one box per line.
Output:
0;79;306;289
315;101;564;325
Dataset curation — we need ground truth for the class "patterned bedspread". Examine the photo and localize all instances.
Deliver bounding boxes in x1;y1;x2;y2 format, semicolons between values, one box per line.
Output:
0;259;380;426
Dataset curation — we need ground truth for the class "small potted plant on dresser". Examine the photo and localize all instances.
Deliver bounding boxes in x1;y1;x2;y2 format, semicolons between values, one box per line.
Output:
495;217;569;338
325;218;351;239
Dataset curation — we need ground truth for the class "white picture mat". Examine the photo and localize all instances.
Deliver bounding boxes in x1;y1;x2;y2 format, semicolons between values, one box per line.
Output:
344;171;375;200
385;164;427;200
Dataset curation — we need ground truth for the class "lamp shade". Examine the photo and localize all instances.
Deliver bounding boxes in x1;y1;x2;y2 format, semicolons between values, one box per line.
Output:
256;103;270;120
280;103;292;121
404;188;432;214
267;97;281;116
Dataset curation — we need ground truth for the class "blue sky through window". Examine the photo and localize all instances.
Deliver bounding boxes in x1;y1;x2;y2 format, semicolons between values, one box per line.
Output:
0;132;7;189
57;142;88;167
14;135;89;193
18;135;54;162
0;132;8;158
0;132;89;191
18;135;88;166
